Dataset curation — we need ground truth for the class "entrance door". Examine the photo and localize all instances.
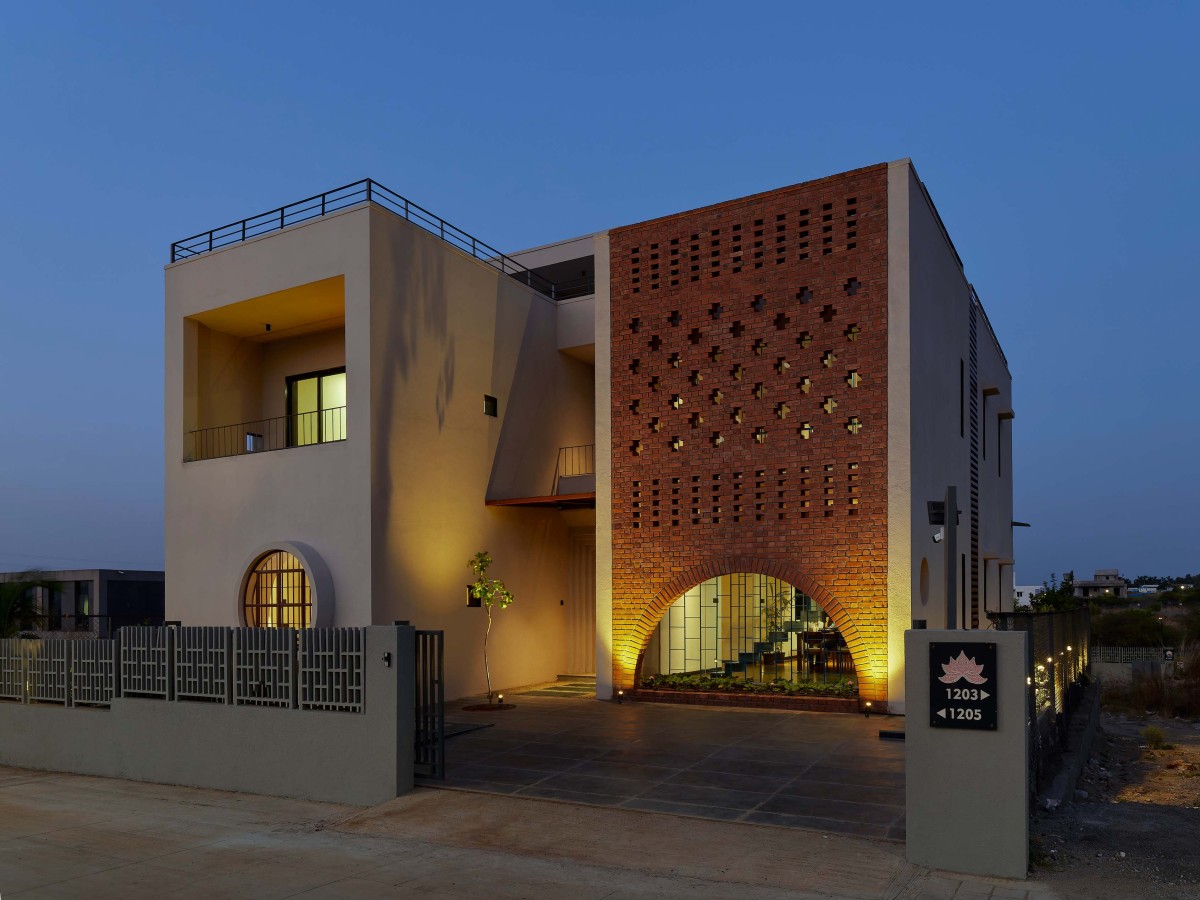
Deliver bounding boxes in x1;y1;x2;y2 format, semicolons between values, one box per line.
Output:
565;528;596;674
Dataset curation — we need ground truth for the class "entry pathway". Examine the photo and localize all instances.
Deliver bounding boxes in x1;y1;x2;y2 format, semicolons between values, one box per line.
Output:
441;687;906;840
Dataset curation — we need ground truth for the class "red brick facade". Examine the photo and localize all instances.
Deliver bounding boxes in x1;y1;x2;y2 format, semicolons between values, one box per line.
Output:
608;164;890;702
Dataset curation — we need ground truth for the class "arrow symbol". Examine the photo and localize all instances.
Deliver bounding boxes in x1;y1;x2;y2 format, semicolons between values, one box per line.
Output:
980;690;990;700
937;708;947;718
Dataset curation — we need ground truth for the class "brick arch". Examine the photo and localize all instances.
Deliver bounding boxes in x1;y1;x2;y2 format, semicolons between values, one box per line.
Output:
623;556;886;702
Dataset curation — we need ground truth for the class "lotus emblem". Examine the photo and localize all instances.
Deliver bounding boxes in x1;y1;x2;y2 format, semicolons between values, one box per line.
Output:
938;651;988;685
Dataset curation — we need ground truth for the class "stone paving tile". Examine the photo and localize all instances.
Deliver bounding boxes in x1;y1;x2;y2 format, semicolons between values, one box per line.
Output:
447;764;551;787
438;693;907;838
527;771;647;798
687;755;810;781
516;785;629;806
563;759;678;784
620;797;749;821
440;780;528;799
464;751;585;773
775;777;906;806
663;767;787;794
740;810;891;837
799;763;906;788
754;793;903;826
638;781;773;810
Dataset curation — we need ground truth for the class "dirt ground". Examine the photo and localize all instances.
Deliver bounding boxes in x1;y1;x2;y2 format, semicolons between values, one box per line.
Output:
1032;712;1200;899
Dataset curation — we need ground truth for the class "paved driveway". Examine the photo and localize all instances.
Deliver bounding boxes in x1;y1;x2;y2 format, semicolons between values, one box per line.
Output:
440;688;906;840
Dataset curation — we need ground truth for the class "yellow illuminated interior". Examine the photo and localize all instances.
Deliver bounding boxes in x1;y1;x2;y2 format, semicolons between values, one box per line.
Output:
244;550;311;628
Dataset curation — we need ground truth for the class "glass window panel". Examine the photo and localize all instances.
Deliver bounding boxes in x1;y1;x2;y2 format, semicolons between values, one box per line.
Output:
292;377;319;446
320;372;345;410
244;550;311;629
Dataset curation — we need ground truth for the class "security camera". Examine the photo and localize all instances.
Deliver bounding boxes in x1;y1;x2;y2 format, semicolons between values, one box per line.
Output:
932;528;945;544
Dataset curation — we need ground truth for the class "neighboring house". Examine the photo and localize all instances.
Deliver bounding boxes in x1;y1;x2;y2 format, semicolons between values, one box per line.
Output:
1013;585;1043;605
1128;586;1160;597
164;159;1013;713
0;570;164;638
1073;569;1128;600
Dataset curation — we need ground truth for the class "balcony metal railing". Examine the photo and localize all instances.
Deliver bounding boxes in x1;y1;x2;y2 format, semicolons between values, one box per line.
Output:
170;179;567;300
184;408;347;462
551;444;595;495
548;274;596;301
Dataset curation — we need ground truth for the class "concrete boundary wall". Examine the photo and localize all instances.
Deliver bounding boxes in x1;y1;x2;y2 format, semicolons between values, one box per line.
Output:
0;626;414;806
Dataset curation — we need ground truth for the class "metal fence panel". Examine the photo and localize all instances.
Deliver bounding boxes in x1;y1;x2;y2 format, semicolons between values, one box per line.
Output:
28;640;69;704
1090;645;1168;663
0;639;24;701
298;628;364;712
234;627;296;707
414;630;445;779
120;626;172;698
175;627;230;702
72;640;116;706
991;607;1091;797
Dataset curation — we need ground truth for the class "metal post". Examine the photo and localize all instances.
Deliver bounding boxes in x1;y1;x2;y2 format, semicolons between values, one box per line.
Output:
945;485;958;629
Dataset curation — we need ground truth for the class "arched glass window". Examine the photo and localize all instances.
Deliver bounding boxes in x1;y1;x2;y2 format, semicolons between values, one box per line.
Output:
642;573;856;687
244;550;311;628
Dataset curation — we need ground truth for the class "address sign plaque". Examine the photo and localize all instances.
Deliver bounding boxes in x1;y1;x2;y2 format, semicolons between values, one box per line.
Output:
929;641;998;730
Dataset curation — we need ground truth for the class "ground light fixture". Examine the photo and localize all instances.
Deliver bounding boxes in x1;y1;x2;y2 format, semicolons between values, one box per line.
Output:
617;689;625;704
863;700;872;718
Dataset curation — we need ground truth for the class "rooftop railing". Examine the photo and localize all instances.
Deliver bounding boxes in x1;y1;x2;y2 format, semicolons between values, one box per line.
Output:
170;179;567;300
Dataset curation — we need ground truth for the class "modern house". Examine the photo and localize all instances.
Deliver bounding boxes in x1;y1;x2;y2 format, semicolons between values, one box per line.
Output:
0;569;164;638
1072;569;1128;600
164;160;1014;712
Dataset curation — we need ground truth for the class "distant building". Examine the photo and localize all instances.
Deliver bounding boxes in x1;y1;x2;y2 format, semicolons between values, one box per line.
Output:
1013;584;1043;605
1128;585;1159;597
0;570;164;638
1072;569;1127;600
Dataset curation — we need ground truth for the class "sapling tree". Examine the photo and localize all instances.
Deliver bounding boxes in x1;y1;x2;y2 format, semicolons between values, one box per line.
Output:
0;570;50;638
468;551;515;703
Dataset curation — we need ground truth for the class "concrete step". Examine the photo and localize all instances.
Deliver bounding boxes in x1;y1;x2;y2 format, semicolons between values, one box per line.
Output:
556;673;596;683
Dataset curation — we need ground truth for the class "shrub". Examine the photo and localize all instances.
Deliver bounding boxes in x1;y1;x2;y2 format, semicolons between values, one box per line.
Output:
639;673;858;698
1142;725;1166;750
1093;609;1168;647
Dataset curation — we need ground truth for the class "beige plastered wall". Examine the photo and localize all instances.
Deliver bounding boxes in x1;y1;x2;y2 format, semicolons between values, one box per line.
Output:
593;232;613;700
977;314;1014;614
169;205;600;700
887;160;1014;713
166;207;374;628
368;207;595;700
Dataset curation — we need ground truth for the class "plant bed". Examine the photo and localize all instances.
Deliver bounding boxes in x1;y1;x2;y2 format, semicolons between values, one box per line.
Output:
635;674;863;713
635;687;862;713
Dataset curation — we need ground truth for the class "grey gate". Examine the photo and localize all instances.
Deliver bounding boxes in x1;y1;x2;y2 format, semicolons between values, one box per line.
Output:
414;629;445;779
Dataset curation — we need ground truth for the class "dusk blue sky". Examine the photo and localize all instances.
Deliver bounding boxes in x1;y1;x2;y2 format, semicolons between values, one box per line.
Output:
0;2;1196;584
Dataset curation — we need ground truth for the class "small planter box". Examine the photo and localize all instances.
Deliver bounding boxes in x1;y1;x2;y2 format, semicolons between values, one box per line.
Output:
634;687;863;714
